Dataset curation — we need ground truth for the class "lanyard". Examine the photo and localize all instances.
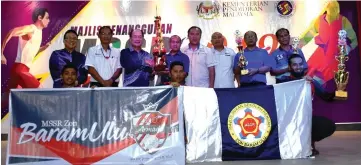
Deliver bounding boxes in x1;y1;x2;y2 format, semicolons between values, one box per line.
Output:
101;48;111;59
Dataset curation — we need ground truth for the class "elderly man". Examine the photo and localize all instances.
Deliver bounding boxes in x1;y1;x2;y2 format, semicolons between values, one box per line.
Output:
233;31;273;87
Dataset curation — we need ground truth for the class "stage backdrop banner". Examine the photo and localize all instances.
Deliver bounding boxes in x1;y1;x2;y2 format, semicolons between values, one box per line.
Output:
2;0;361;133
7;87;185;165
184;80;313;162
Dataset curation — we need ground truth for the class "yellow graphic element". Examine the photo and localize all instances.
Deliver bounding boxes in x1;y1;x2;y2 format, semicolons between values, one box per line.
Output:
32;2;91;63
1;113;9;121
239;112;261;135
35;72;51;84
228;103;271;148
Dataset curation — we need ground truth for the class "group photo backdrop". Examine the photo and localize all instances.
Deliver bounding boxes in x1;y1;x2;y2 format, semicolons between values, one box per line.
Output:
1;0;361;133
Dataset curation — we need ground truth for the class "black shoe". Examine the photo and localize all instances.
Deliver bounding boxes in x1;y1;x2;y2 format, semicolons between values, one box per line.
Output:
312;148;320;156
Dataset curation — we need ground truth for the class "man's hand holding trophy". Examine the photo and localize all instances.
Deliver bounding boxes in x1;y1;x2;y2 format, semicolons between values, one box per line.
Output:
235;30;248;75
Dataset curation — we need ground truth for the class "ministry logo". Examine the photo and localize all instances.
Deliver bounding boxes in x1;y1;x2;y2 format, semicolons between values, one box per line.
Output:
196;1;220;20
275;1;296;17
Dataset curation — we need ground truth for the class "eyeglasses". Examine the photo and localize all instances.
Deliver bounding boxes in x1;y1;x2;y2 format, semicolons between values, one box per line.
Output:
100;33;113;36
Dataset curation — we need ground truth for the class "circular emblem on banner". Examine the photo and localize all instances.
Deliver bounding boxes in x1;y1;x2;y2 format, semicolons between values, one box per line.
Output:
275;1;295;17
227;103;271;148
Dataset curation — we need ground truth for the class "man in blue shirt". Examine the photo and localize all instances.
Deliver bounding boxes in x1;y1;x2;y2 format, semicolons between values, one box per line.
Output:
49;29;87;88
158;35;190;85
233;31;273;87
270;28;308;83
120;29;154;87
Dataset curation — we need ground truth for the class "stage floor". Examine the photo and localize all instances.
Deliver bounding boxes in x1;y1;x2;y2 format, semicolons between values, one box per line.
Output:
1;131;360;165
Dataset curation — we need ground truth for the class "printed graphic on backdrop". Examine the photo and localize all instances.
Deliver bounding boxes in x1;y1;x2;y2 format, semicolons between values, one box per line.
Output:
1;0;360;131
7;87;185;165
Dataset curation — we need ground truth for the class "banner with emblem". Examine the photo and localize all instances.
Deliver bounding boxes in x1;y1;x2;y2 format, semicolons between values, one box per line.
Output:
183;80;313;162
7;87;185;165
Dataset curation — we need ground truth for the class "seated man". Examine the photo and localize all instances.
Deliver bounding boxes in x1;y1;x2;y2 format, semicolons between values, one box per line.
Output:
164;61;186;87
286;54;336;156
61;64;78;88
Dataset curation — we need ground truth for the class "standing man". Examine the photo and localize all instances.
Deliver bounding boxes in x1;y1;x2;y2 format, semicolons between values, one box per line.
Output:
1;8;50;88
181;26;216;88
211;32;236;88
120;29;154;87
233;31;273;87
49;29;87;88
270;28;308;83
85;26;122;87
158;35;190;85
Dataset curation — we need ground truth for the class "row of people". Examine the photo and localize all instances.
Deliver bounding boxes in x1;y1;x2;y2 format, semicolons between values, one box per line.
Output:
49;26;311;88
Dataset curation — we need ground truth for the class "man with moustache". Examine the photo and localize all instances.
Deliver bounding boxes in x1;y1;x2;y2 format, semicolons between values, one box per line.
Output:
181;26;217;88
158;35;189;85
211;32;236;88
60;63;78;88
270;28;308;83
85;26;122;87
120;29;154;87
233;31;273;87
49;29;87;88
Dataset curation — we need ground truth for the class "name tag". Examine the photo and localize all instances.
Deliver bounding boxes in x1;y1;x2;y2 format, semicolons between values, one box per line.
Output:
225;52;231;56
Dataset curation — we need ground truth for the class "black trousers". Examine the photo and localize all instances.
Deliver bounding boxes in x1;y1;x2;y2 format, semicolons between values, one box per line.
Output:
312;116;336;142
90;82;119;87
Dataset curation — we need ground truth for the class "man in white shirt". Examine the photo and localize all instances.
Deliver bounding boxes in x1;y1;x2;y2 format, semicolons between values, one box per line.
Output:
211;32;236;88
181;26;217;88
85;26;122;87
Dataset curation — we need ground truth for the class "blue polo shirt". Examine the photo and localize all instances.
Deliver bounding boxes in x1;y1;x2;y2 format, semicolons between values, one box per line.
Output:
165;51;190;73
160;51;190;84
270;46;308;81
233;47;273;84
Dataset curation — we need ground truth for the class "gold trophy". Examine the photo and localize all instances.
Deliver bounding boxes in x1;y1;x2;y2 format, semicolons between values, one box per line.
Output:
292;37;300;54
235;30;248;75
334;30;349;99
153;6;167;72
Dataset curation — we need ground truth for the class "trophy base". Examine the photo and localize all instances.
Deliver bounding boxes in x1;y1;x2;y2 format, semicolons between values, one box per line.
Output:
241;69;249;75
335;90;348;100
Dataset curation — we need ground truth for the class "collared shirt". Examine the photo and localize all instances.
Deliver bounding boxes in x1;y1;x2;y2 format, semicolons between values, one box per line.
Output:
120;47;153;87
85;45;122;82
165;51;190;73
213;47;236;88
160;51;190;84
270;46;308;81
49;49;87;88
233;47;273;84
181;44;217;87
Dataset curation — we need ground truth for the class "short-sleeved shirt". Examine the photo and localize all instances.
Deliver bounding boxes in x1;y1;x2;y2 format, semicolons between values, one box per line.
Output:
233;47;273;84
181;44;217;87
270;46;308;81
214;47;236;88
160;51;190;84
85;45;122;82
120;47;153;87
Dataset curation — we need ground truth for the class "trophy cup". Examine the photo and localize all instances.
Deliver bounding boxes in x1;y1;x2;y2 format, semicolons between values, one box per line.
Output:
292;37;300;54
334;30;349;99
235;30;248;75
153;6;167;72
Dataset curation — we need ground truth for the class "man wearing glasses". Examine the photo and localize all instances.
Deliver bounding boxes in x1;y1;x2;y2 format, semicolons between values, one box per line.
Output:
85;26;122;87
49;29;88;88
